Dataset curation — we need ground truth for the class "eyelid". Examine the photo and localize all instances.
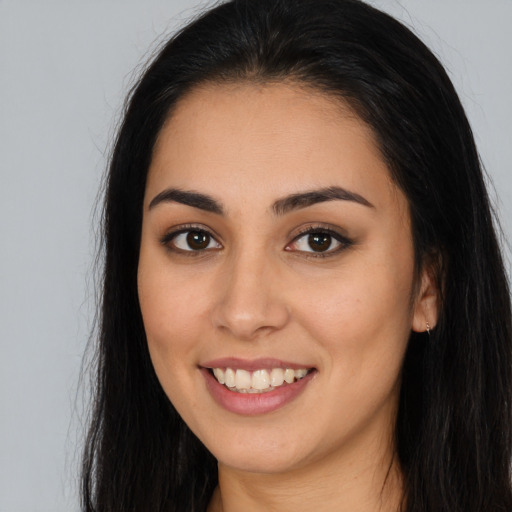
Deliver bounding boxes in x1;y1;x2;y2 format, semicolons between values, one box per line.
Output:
286;224;353;257
159;222;352;257
160;223;223;253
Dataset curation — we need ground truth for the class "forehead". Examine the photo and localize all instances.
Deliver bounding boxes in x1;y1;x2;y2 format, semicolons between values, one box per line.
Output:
146;81;404;215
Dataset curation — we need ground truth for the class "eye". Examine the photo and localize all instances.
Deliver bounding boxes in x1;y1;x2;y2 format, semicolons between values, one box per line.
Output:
287;227;352;255
163;228;222;252
293;232;340;253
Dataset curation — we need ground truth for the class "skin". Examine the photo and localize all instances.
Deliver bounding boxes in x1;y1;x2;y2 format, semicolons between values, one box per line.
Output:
137;82;438;512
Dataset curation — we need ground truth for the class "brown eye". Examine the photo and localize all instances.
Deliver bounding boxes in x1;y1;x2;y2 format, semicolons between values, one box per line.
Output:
186;231;210;250
308;233;332;252
292;232;339;253
287;228;351;256
168;229;222;252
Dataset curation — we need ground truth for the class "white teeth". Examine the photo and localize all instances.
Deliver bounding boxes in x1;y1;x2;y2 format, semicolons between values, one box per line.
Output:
211;367;310;392
224;368;236;388
295;369;308;379
235;369;251;390
284;368;295;384
213;368;225;384
270;368;284;386
252;369;270;390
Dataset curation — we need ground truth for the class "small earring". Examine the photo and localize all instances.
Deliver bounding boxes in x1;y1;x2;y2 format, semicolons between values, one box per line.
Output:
426;321;431;335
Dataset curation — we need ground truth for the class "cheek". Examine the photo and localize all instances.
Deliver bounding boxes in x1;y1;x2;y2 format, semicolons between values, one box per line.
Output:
294;254;414;375
290;262;413;442
137;251;206;384
138;250;208;339
137;264;209;416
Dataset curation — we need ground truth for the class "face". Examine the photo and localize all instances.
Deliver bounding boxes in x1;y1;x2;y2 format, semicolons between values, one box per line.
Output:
138;82;436;476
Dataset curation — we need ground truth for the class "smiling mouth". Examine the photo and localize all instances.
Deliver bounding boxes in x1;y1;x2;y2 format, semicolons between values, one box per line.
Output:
209;367;313;394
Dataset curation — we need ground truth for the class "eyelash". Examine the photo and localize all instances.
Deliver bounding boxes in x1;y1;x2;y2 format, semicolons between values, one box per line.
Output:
160;224;221;256
287;225;353;258
160;223;353;258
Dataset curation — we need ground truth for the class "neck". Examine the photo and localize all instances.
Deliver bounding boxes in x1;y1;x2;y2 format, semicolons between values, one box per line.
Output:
208;437;403;512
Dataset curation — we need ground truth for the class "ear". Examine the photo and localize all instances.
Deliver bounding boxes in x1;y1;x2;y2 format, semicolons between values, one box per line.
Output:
411;264;440;333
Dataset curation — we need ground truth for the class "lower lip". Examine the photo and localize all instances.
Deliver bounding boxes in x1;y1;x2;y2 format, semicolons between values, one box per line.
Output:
201;368;316;415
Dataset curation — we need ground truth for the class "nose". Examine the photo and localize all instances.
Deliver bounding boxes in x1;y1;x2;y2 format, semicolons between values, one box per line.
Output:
211;251;291;341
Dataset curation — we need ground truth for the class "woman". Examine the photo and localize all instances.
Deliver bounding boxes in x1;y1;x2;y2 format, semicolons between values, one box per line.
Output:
81;0;512;510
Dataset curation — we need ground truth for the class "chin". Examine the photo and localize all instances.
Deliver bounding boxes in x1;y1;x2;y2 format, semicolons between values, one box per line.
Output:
216;451;303;475
201;427;318;475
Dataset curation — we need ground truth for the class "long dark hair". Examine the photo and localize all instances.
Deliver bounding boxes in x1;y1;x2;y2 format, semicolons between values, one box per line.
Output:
81;0;512;510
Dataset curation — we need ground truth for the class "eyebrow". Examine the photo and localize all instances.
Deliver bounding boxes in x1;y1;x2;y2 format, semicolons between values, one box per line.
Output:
149;188;224;214
272;186;374;215
148;186;374;215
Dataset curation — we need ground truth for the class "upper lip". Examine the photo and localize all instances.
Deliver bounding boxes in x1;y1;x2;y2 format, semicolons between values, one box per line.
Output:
200;357;314;371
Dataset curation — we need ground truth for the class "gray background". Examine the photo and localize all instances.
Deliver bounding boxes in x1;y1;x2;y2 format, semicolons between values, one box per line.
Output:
1;1;510;511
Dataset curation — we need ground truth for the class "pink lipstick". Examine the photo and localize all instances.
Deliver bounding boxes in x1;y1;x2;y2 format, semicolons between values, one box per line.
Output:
200;358;316;415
